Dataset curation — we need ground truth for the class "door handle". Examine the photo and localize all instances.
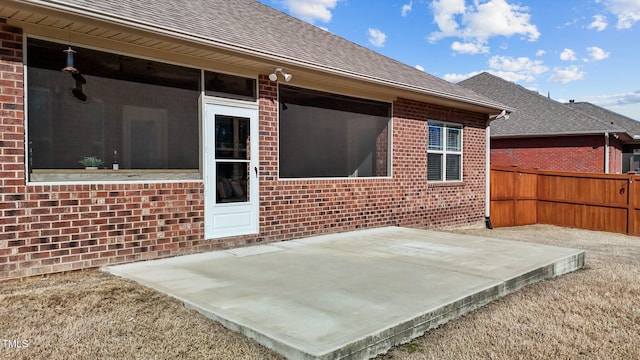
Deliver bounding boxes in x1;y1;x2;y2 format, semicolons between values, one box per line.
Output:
254;166;258;177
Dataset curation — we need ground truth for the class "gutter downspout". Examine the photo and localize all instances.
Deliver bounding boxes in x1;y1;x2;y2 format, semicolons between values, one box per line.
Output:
485;122;493;229
605;132;610;174
485;110;509;229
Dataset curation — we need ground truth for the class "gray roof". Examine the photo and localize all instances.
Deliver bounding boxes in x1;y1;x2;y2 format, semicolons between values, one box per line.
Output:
25;0;507;112
458;72;622;137
566;102;640;139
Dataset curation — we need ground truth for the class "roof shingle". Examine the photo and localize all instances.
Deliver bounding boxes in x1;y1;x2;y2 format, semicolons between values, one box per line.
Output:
458;72;622;137
566;102;640;139
30;0;506;111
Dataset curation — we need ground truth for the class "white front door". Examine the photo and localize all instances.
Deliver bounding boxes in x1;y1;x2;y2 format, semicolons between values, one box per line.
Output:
204;102;259;239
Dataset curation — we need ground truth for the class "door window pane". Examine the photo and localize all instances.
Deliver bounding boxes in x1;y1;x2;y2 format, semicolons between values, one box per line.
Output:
215;115;249;160
216;162;249;203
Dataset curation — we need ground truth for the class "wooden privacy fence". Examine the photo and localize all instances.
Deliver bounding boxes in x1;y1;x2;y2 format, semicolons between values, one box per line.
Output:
490;165;640;236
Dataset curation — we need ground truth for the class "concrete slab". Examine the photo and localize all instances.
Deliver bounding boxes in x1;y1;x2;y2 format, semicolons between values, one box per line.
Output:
104;227;585;359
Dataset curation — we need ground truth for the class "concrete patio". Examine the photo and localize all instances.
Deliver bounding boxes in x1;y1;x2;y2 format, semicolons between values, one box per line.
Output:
104;227;585;359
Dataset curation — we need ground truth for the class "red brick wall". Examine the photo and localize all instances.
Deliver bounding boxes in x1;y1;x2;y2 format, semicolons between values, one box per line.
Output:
609;136;623;174
0;21;210;280
491;135;623;173
256;90;487;240
1;22;488;280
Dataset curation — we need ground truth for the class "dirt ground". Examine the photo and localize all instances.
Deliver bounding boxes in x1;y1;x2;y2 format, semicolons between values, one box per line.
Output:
1;224;639;359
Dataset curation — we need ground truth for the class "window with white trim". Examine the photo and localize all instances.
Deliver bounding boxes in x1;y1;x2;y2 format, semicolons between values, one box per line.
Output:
427;122;462;182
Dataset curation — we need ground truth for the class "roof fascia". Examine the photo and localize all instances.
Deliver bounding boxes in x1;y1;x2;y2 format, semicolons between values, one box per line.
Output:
10;0;511;114
492;130;631;139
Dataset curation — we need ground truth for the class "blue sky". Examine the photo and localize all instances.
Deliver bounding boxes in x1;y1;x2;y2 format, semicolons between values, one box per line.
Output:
257;0;640;120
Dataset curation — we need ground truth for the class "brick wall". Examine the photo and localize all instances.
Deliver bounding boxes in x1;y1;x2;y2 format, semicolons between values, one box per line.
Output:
491;135;623;173
255;90;487;241
1;22;488;281
0;21;211;280
609;136;623;174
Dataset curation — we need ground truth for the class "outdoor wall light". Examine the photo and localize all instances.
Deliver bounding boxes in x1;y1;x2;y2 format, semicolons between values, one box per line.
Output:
269;67;292;82
490;109;509;121
62;46;78;74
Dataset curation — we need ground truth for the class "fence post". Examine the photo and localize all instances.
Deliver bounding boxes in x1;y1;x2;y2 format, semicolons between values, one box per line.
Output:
628;172;636;235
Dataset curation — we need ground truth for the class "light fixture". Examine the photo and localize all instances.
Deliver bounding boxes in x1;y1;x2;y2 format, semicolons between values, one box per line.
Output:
269;67;292;82
62;46;78;74
489;109;509;121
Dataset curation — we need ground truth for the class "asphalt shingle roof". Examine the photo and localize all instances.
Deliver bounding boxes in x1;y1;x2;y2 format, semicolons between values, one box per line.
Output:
31;0;506;111
458;72;622;137
566;102;640;139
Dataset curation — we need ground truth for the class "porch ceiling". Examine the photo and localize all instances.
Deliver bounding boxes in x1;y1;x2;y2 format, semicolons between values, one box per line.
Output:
0;4;266;71
1;2;506;114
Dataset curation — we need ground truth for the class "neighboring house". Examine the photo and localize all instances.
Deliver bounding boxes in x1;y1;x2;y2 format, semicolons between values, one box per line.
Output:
565;102;640;173
0;0;509;280
459;72;640;174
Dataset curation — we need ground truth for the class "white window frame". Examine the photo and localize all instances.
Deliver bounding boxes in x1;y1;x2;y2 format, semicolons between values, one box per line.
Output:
427;121;463;182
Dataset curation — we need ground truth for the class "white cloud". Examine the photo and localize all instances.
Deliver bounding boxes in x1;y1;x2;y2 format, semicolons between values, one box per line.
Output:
536;49;546;57
415;64;425;71
445;70;533;83
588;15;608;31
587;46;610;61
444;71;483;83
489;71;537;83
560;48;577;61
429;0;466;42
582;90;640;119
428;0;539;54
451;41;489;54
368;28;387;47
615;90;640;105
445;55;548;83
402;1;413;17
463;0;540;40
488;55;548;75
280;0;338;23
562;18;579;28
601;0;640;29
548;65;585;83
585;90;640;106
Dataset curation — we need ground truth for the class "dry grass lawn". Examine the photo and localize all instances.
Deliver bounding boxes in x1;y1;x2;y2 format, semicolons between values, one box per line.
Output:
381;225;640;359
1;225;639;359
